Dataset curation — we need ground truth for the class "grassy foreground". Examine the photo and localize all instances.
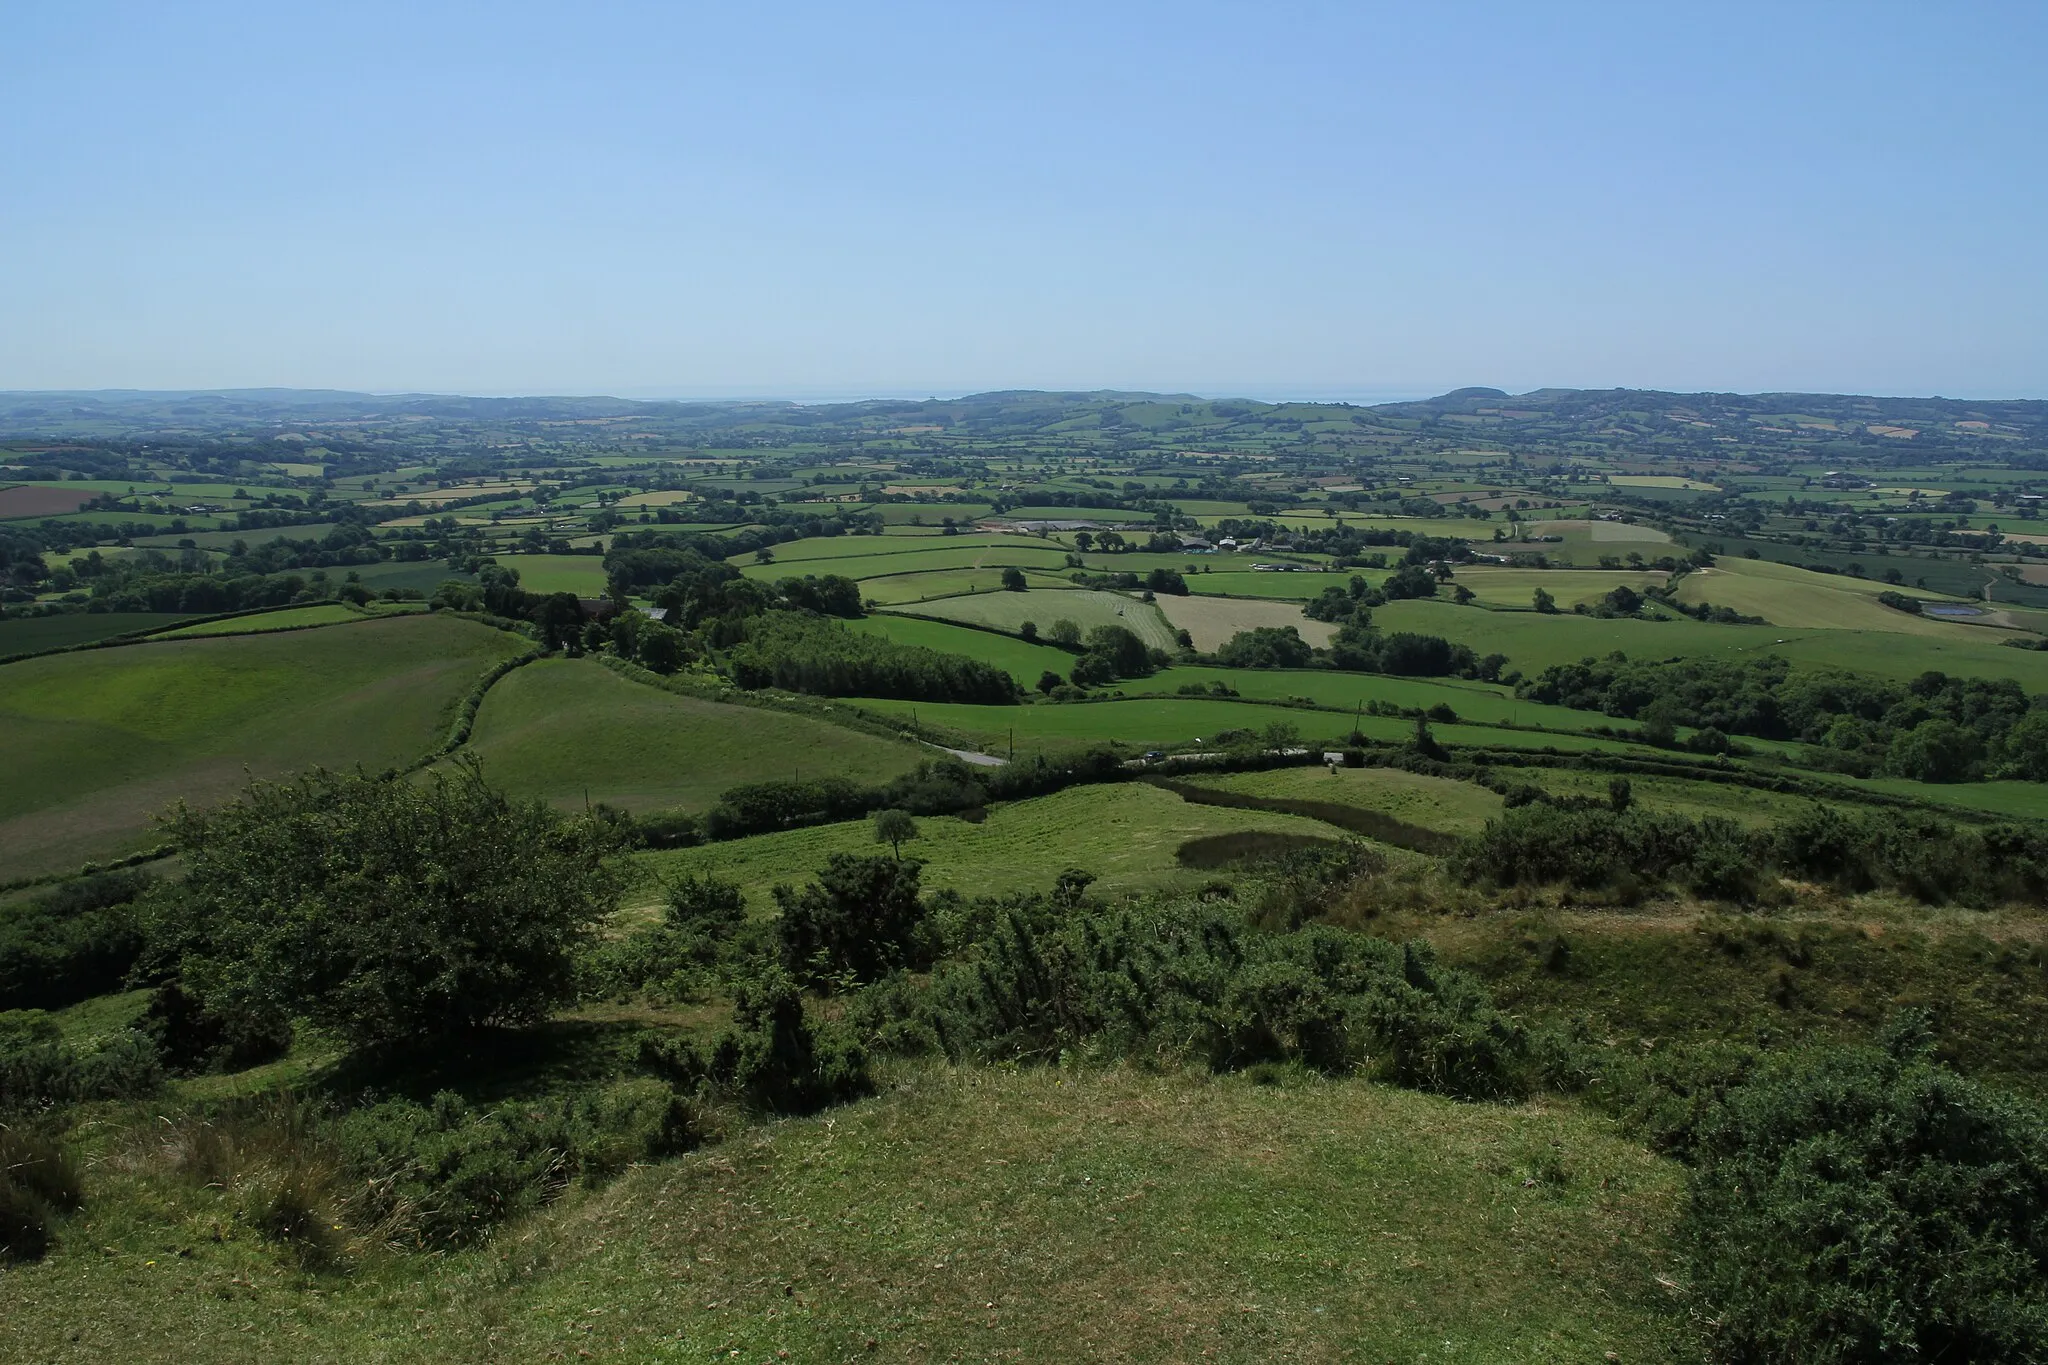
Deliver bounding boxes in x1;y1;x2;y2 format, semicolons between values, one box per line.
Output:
0;1066;1685;1364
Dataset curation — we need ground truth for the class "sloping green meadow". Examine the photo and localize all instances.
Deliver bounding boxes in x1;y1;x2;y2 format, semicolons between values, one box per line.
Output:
0;614;527;879
455;658;925;815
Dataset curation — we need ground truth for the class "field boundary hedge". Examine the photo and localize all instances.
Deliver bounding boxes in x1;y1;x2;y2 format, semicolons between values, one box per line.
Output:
1149;777;1462;855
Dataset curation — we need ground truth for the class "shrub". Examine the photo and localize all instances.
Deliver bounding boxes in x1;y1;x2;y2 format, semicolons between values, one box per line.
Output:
143;760;624;1053
0;870;153;1012
774;853;930;988
0;1013;164;1113
1684;1021;2048;1362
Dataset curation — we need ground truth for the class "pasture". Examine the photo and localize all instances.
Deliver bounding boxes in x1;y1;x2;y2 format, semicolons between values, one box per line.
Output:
1453;568;1666;609
497;553;611;596
0;614;528;879
458;659;924;815
895;589;1179;651
1186;571;1362;601
856;568;1079;605
1674;558;1981;634
635;782;1343;909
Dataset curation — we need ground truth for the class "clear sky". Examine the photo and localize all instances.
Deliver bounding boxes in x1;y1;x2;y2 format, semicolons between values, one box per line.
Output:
3;1;2044;400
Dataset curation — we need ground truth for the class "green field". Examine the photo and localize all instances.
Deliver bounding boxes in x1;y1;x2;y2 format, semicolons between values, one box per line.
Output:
494;553;610;596
846;613;1080;685
857;567;1080;605
1454;567;1667;608
762;532;1056;563
0;613;194;655
1120;665;1615;735
635;782;1345;910
457;658;925;815
893;589;1179;651
150;604;364;638
742;542;1074;583
1188;765;1507;835
0;614;528;879
1675;557;1989;635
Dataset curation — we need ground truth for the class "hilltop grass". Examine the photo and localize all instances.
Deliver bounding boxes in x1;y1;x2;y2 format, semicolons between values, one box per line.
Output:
895;588;1180;651
0;613;528;879
455;657;925;815
0;1066;1686;1363
631;782;1343;913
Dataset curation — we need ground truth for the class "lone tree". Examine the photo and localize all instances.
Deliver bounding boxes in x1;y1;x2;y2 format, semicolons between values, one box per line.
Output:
872;807;919;859
143;759;623;1054
1532;586;1558;614
1000;566;1027;592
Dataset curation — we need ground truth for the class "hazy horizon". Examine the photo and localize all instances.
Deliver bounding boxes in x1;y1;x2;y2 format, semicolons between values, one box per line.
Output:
5;2;2044;399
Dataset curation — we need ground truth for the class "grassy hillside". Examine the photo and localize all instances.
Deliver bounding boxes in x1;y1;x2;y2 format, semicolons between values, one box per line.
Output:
0;1067;1684;1363
0;614;527;879
845;613;1080;685
1189;765;1508;835
0;613;195;655
151;604;366;637
457;658;925;815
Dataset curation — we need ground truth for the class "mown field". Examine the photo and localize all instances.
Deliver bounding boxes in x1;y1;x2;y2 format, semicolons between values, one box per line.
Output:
0;614;528;879
634;782;1341;910
857;567;1078;605
892;589;1180;651
1154;594;1334;651
457;659;924;816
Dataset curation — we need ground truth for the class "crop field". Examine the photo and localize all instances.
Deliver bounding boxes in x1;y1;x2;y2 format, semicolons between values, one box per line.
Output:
1453;568;1666;608
0;612;195;655
458;659;924;815
635;783;1344;909
0;614;528;879
1187;765;1507;835
1186;571;1361;600
895;589;1179;650
845;613;1079;685
1154;594;1334;651
742;542;1074;583
149;604;366;638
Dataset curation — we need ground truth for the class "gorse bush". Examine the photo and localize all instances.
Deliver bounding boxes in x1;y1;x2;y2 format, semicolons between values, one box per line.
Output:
774;853;932;988
638;968;872;1116
336;1080;699;1249
0;870;152;1013
1457;801;2048;905
1683;1018;2048;1363
859;898;1528;1100
0;1010;163;1114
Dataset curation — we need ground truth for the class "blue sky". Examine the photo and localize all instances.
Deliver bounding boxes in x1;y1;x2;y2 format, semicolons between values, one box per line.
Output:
3;1;2043;399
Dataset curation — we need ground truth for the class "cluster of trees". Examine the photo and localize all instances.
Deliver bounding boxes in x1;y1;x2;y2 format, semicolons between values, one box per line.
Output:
1518;655;2048;782
1213;616;1503;681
